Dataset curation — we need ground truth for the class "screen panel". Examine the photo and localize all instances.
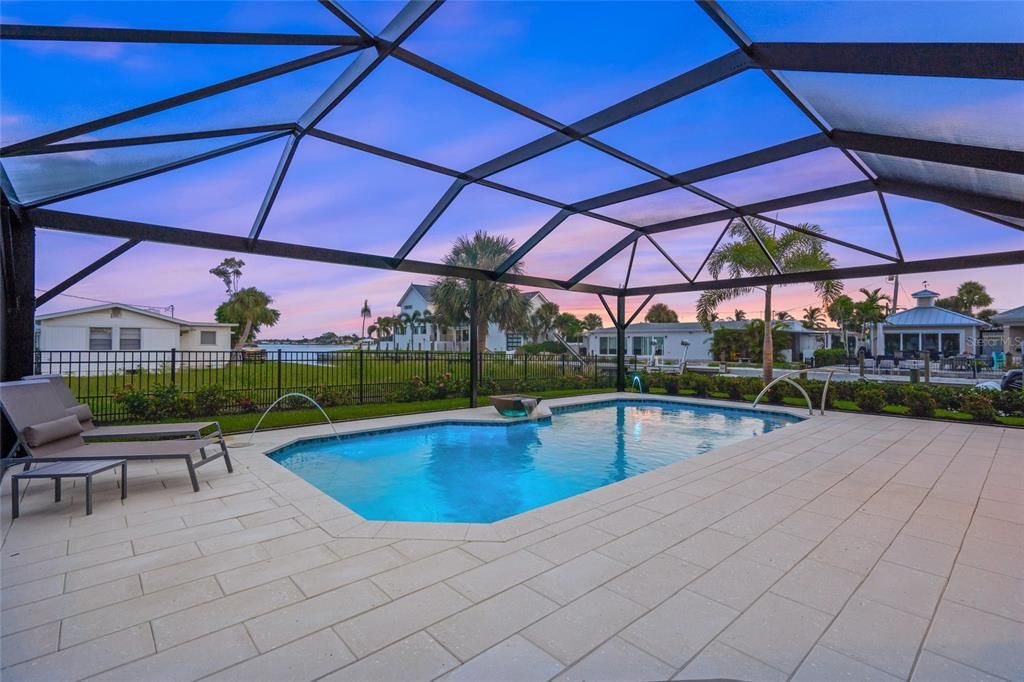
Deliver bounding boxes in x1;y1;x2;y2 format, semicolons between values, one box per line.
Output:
597;187;723;228
594;69;820;174
486;141;659;205
0;41;325;146
782;72;1024;153
524;214;636;281
257;134;454;255
400;0;738;123
2;132;272;205
403;183;557;268
315;57;550;170
881;194;1024;260
693;148;865;208
862;153;1024;203
1;0;350;33
47;135;290;236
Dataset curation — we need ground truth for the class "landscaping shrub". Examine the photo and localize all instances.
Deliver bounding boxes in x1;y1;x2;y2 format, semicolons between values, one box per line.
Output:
663;375;679;395
813;348;847;367
193;384;228;415
992;389;1024;416
960;390;996;422
112;384;152;421
903;387;937;418
854;385;886;413
517;341;565;355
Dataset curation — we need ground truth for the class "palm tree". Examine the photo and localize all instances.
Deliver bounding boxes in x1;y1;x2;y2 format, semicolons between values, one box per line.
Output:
696;217;842;384
216;287;281;350
853;287;892;327
360;299;372;338
802;306;825;330
827;295;855;353
582;313;603;331
775;311;794;322
732;309;747;321
645;302;679;323
431;231;530;355
956;280;993;315
529;301;561;342
369;315;393;349
407;310;423;350
366;323;380;350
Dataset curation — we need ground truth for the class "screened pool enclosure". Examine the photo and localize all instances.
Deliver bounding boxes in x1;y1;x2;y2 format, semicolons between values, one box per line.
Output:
2;0;1022;394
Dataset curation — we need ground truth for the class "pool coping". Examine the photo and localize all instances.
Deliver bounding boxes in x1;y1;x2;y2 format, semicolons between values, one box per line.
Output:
226;393;821;541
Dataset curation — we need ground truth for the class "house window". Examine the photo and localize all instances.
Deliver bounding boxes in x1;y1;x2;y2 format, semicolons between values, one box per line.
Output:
884;333;900;354
119;327;141;351
631;336;664;356
89;327;112;351
506;334;523;351
599;337;617;355
922;333;940;354
901;333;920;352
200;331;217;346
941;333;960;356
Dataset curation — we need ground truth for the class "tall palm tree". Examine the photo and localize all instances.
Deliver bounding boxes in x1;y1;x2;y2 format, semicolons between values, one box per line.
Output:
827;295;855;353
956;280;993;315
732;309;747;321
360;299;372;338
645;302;679;323
216;287;281;350
696;217;842;384
431;231;530;354
854;287;892;326
802;306;825;330
407;310;423;350
775;311;794;322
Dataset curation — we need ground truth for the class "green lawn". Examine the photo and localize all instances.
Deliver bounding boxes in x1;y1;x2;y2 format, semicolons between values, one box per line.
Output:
63;354;594;400
192;387;616;434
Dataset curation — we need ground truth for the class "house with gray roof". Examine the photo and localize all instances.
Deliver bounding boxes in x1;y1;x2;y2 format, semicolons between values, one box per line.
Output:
989;304;1024;363
876;289;988;357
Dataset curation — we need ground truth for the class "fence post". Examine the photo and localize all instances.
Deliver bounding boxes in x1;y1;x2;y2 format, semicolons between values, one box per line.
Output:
170;348;176;386
425;350;430;384
358;349;365;404
277;349;283;399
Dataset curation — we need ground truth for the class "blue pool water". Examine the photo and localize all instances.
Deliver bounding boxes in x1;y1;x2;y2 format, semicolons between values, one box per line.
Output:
269;400;801;523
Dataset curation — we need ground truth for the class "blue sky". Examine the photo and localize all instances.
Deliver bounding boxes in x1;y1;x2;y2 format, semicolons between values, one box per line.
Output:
2;1;1021;336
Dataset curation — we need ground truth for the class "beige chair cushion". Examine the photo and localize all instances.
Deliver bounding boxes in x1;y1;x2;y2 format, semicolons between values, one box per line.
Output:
66;403;95;424
23;415;83;447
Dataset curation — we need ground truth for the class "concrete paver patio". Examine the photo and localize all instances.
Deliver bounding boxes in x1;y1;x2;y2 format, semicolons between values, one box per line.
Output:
2;394;1021;681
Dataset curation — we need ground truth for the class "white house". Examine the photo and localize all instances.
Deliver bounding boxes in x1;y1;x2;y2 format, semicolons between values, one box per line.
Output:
582;320;841;364
874;289;988;357
385;284;552;352
35;304;234;375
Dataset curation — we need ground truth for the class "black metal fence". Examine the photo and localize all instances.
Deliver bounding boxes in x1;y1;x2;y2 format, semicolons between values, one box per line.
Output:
34;349;611;422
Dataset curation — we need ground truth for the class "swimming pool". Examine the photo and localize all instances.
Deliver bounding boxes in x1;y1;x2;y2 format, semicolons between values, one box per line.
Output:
269;400;801;523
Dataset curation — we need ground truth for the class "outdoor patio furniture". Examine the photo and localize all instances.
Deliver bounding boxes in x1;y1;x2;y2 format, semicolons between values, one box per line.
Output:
490;394;542;417
11;459;126;518
0;380;231;492
23;374;228;457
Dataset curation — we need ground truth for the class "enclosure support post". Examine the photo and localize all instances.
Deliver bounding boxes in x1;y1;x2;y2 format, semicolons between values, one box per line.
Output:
469;279;479;408
170;348;176;385
1;203;35;383
616;295;626;392
277;349;283;399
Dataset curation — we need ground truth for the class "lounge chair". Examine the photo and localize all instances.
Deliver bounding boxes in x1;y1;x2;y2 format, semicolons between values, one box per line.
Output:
23;374;228;457
0;380;232;492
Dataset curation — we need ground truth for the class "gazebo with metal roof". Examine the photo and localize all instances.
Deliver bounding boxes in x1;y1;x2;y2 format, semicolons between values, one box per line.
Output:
2;0;1022;402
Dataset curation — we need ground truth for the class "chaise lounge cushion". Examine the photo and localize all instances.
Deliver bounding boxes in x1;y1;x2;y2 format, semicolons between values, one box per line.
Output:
23;415;84;447
65;403;95;424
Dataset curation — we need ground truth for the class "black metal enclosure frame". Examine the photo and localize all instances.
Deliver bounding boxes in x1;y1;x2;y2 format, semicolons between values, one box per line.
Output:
2;0;1023;395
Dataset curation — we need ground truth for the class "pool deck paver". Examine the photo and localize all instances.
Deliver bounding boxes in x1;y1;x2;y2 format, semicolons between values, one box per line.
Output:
2;393;1022;681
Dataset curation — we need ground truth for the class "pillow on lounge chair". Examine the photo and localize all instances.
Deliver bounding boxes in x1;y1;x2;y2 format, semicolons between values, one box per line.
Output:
65;403;94;424
23;415;83;447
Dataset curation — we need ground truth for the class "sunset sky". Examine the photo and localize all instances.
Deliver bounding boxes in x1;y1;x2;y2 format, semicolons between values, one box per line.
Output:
3;1;1022;337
